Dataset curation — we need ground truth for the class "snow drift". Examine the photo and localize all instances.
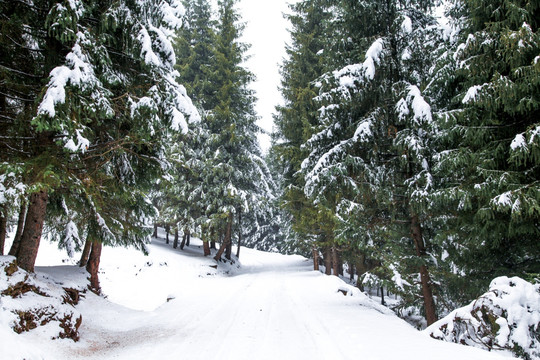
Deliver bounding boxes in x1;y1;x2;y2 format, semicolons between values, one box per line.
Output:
426;276;540;360
0;256;85;342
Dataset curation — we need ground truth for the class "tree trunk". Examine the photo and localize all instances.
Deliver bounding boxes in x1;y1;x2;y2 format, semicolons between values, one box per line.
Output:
332;247;339;276
236;210;242;258
79;236;92;267
203;240;211;256
180;230;187;250
86;240;102;293
210;231;217;250
380;286;385;305
0;206;7;256
312;247;319;271
165;225;170;244
186;231;190;247
349;262;354;281
214;213;233;261
225;236;232;260
323;248;332;275
152;224;158;238
411;214;437;326
355;258;365;291
173;227;179;249
9;201;27;256
17;190;48;272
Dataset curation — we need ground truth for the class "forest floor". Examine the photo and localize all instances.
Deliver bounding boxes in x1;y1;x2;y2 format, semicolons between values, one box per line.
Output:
1;232;512;360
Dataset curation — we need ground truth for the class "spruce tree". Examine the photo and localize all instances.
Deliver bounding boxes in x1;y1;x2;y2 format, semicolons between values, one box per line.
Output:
0;0;198;279
272;0;335;261
430;0;540;303
300;0;441;323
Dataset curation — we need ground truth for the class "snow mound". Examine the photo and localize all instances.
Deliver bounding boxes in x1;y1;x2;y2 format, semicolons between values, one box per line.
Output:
0;256;85;342
426;276;540;360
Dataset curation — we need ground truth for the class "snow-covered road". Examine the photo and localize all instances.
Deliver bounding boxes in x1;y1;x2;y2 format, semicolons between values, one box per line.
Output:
9;237;510;360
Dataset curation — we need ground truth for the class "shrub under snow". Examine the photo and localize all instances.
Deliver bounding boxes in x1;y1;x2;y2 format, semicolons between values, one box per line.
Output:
426;276;540;360
0;256;84;341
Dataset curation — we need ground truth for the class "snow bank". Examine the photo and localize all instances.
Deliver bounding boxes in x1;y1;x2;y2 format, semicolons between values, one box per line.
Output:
426;276;540;359
0;256;85;344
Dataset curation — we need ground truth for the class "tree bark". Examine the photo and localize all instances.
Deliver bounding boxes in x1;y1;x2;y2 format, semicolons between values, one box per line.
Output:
380;286;385;305
323;248;332;275
203;240;211;256
79;236;92;267
152;223;158;238
312;247;319;271
332;247;340;276
411;214;437;326
186;231;190;247
180;230;187;250
86;240;102;293
349;262;354;281
173;227;179;249
9;201;27;256
165;225;170;244
225;236;232;260
355;257;365;292
236;210;242;258
0;206;7;256
17;190;48;272
210;231;217;250
214;213;233;261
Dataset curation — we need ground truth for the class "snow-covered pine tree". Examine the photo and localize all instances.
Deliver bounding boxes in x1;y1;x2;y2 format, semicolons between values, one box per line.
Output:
0;0;198;282
155;0;217;251
272;0;335;261
301;0;441;324
175;0;217;108
430;0;540;303
187;0;275;260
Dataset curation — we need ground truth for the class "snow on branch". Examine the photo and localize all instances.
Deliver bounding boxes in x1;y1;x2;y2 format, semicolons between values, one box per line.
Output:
37;32;98;119
138;27;161;67
405;85;432;125
332;38;384;88
160;0;185;30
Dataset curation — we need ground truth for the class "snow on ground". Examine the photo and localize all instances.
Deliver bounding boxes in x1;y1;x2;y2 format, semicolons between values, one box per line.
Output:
2;233;512;360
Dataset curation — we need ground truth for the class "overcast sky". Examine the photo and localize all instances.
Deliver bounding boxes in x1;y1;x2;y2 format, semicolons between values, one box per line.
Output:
237;0;299;153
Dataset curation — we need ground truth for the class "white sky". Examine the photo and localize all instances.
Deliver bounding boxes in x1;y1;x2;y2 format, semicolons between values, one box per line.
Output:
206;0;298;153
237;0;299;153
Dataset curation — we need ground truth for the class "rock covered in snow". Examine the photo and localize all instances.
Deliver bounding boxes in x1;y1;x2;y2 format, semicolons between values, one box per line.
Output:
425;276;540;360
0;256;84;341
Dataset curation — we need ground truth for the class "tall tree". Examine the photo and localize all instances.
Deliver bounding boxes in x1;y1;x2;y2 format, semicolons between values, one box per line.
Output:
299;0;441;324
272;0;335;261
0;0;198;280
430;0;540;303
205;0;272;260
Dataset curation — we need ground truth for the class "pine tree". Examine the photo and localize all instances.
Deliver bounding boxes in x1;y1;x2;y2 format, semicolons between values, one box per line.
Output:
164;0;275;258
430;0;540;303
176;0;217;109
205;0;274;260
299;0;441;323
157;0;216;250
272;0;335;261
0;0;198;282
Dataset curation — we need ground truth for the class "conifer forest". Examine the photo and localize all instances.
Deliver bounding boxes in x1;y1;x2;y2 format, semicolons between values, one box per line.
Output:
0;0;539;359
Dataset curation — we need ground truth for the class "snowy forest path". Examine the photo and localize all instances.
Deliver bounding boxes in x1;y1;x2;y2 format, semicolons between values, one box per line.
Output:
168;256;352;360
54;240;508;360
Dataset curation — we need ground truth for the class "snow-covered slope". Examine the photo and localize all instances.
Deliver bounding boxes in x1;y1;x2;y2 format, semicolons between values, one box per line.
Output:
426;276;540;359
1;235;512;360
